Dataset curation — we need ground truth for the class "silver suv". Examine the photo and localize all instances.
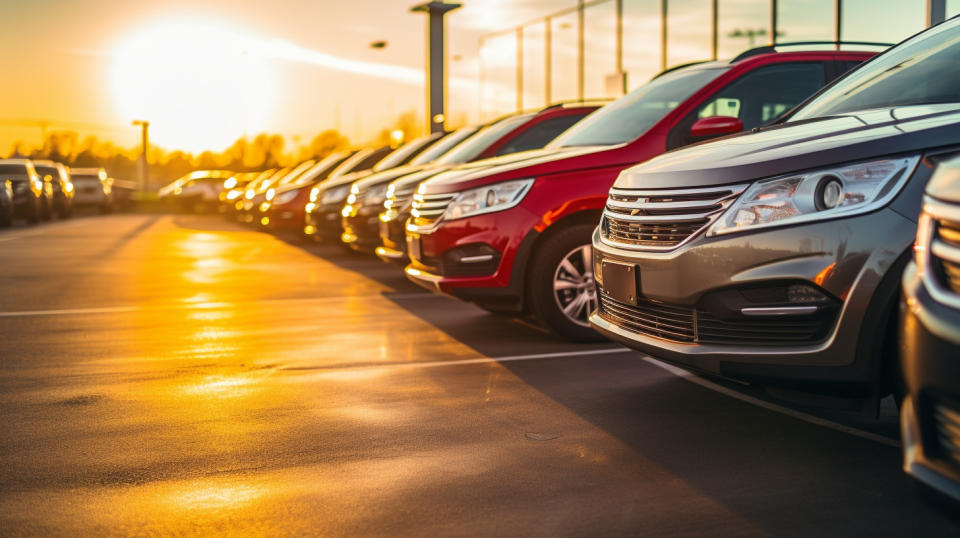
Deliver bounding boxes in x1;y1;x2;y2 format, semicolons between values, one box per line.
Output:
589;17;960;413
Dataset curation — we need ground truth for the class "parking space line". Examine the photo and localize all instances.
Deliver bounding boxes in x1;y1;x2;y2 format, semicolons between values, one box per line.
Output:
639;356;901;448
0;292;440;318
284;347;634;373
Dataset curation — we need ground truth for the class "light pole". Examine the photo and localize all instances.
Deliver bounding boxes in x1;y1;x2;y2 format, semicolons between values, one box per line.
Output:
132;120;149;193
411;2;462;134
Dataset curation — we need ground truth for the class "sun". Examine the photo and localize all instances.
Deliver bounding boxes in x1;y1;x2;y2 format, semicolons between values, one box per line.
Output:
112;18;275;153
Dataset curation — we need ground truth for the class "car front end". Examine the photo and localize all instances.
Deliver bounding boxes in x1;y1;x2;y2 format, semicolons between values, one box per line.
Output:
589;104;960;410
900;155;960;513
305;178;356;242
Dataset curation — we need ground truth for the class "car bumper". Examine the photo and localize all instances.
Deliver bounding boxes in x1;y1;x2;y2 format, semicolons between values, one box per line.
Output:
403;206;539;312
341;208;382;251
589;207;916;391
900;261;960;511
305;203;344;241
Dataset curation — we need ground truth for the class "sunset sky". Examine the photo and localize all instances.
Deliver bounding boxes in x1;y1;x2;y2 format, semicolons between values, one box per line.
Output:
0;0;952;155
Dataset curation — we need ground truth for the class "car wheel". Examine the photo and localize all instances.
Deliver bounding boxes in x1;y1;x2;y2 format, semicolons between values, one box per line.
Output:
0;207;12;227
27;199;39;224
528;224;605;342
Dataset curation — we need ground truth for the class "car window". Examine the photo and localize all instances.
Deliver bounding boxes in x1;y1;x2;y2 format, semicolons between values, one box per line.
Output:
667;62;826;149
433;115;533;165
409;127;480;165
494;113;589;156
791;17;960;120
373;135;439;171
547;65;729;148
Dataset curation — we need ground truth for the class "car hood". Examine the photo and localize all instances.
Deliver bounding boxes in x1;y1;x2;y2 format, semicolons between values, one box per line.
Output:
351;163;431;192
615;104;960;189
421;145;619;194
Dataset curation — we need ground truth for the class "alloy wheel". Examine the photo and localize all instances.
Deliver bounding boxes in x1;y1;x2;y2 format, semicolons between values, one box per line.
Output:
552;244;597;327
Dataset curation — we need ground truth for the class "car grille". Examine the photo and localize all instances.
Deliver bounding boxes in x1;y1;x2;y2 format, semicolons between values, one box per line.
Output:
598;291;836;346
411;192;456;227
600;185;746;250
382;187;415;222
932;217;960;295
933;401;960;469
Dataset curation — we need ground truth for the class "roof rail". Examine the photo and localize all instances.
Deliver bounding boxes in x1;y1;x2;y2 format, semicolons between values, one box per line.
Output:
731;41;893;63
651;60;712;80
542;98;615;110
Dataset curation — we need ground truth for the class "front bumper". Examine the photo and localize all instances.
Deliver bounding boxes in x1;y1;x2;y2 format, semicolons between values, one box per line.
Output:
341;207;382;251
305;202;345;241
900;261;960;511
403;206;540;313
589;207;916;392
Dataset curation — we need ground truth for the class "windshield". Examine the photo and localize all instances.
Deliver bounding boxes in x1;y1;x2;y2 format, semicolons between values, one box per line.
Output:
409;127;480;165
548;66;729;147
292;153;348;186
0;164;30;180
434;114;534;165
372;135;439;171
791;18;960;120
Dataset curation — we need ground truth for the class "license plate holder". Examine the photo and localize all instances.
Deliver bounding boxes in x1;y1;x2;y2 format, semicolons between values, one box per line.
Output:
601;261;639;305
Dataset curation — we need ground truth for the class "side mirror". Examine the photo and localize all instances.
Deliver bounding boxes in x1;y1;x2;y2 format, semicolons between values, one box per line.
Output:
690;116;744;138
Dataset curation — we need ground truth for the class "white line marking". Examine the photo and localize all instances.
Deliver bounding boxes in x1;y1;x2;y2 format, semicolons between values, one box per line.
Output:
0;292;442;318
287;347;633;373
639;355;901;448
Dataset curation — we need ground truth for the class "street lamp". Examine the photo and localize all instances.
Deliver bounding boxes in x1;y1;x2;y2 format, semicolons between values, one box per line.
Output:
132;120;149;193
411;2;462;134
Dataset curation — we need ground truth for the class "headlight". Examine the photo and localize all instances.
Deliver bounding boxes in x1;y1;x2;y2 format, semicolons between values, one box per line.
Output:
265;188;276;201
224;177;238;189
444;179;534;220
274;190;299;205
226;189;242;200
244;189;256;200
708;156;920;236
309;186;320;202
320;185;350;205
345;184;360;205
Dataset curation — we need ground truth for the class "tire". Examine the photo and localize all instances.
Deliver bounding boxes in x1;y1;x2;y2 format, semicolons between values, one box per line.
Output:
0;207;12;227
40;198;52;221
26;199;39;224
528;223;606;342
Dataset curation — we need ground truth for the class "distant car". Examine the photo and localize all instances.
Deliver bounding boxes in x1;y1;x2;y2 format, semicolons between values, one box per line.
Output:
260;151;353;234
225;169;275;218
219;171;261;212
0;159;44;223
163;170;235;212
0;179;13;227
33;160;74;218
71;167;113;212
372;102;603;259
240;168;290;223
901;154;960;515
303;146;396;241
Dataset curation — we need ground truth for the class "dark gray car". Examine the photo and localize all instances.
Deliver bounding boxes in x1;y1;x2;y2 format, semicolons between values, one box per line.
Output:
589;17;960;414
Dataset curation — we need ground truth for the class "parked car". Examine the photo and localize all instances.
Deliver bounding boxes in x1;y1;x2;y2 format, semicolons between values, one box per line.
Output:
0;179;13;227
405;46;876;340
301;135;454;243
246;160;321;225
225;169;276;217
70;167;113;213
219;171;260;212
901;154;960;515
240;167;291;223
0;159;44;223
589;19;960;413
33;160;74;218
260;151;353;233
303;144;414;241
163;170;235;212
340;102;601;254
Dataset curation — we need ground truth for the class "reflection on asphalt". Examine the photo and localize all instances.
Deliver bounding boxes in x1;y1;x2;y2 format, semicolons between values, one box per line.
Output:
0;215;956;536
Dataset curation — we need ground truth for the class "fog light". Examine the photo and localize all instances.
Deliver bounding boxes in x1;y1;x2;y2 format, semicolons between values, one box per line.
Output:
815;176;844;210
260;217;270;226
787;284;829;303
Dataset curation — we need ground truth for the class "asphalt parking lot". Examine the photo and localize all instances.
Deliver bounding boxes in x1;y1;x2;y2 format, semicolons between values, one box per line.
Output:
0;214;957;536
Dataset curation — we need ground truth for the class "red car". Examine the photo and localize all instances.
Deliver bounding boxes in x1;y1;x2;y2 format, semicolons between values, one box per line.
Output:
404;46;876;341
353;101;603;255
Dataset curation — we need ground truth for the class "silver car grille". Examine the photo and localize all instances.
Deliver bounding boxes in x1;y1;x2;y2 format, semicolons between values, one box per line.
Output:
383;187;415;218
411;192;457;225
600;185;747;251
934;402;960;469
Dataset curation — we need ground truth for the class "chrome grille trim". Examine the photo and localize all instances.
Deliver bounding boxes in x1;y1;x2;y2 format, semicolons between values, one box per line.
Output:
921;196;960;310
934;403;960;468
410;192;457;221
600;184;748;251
